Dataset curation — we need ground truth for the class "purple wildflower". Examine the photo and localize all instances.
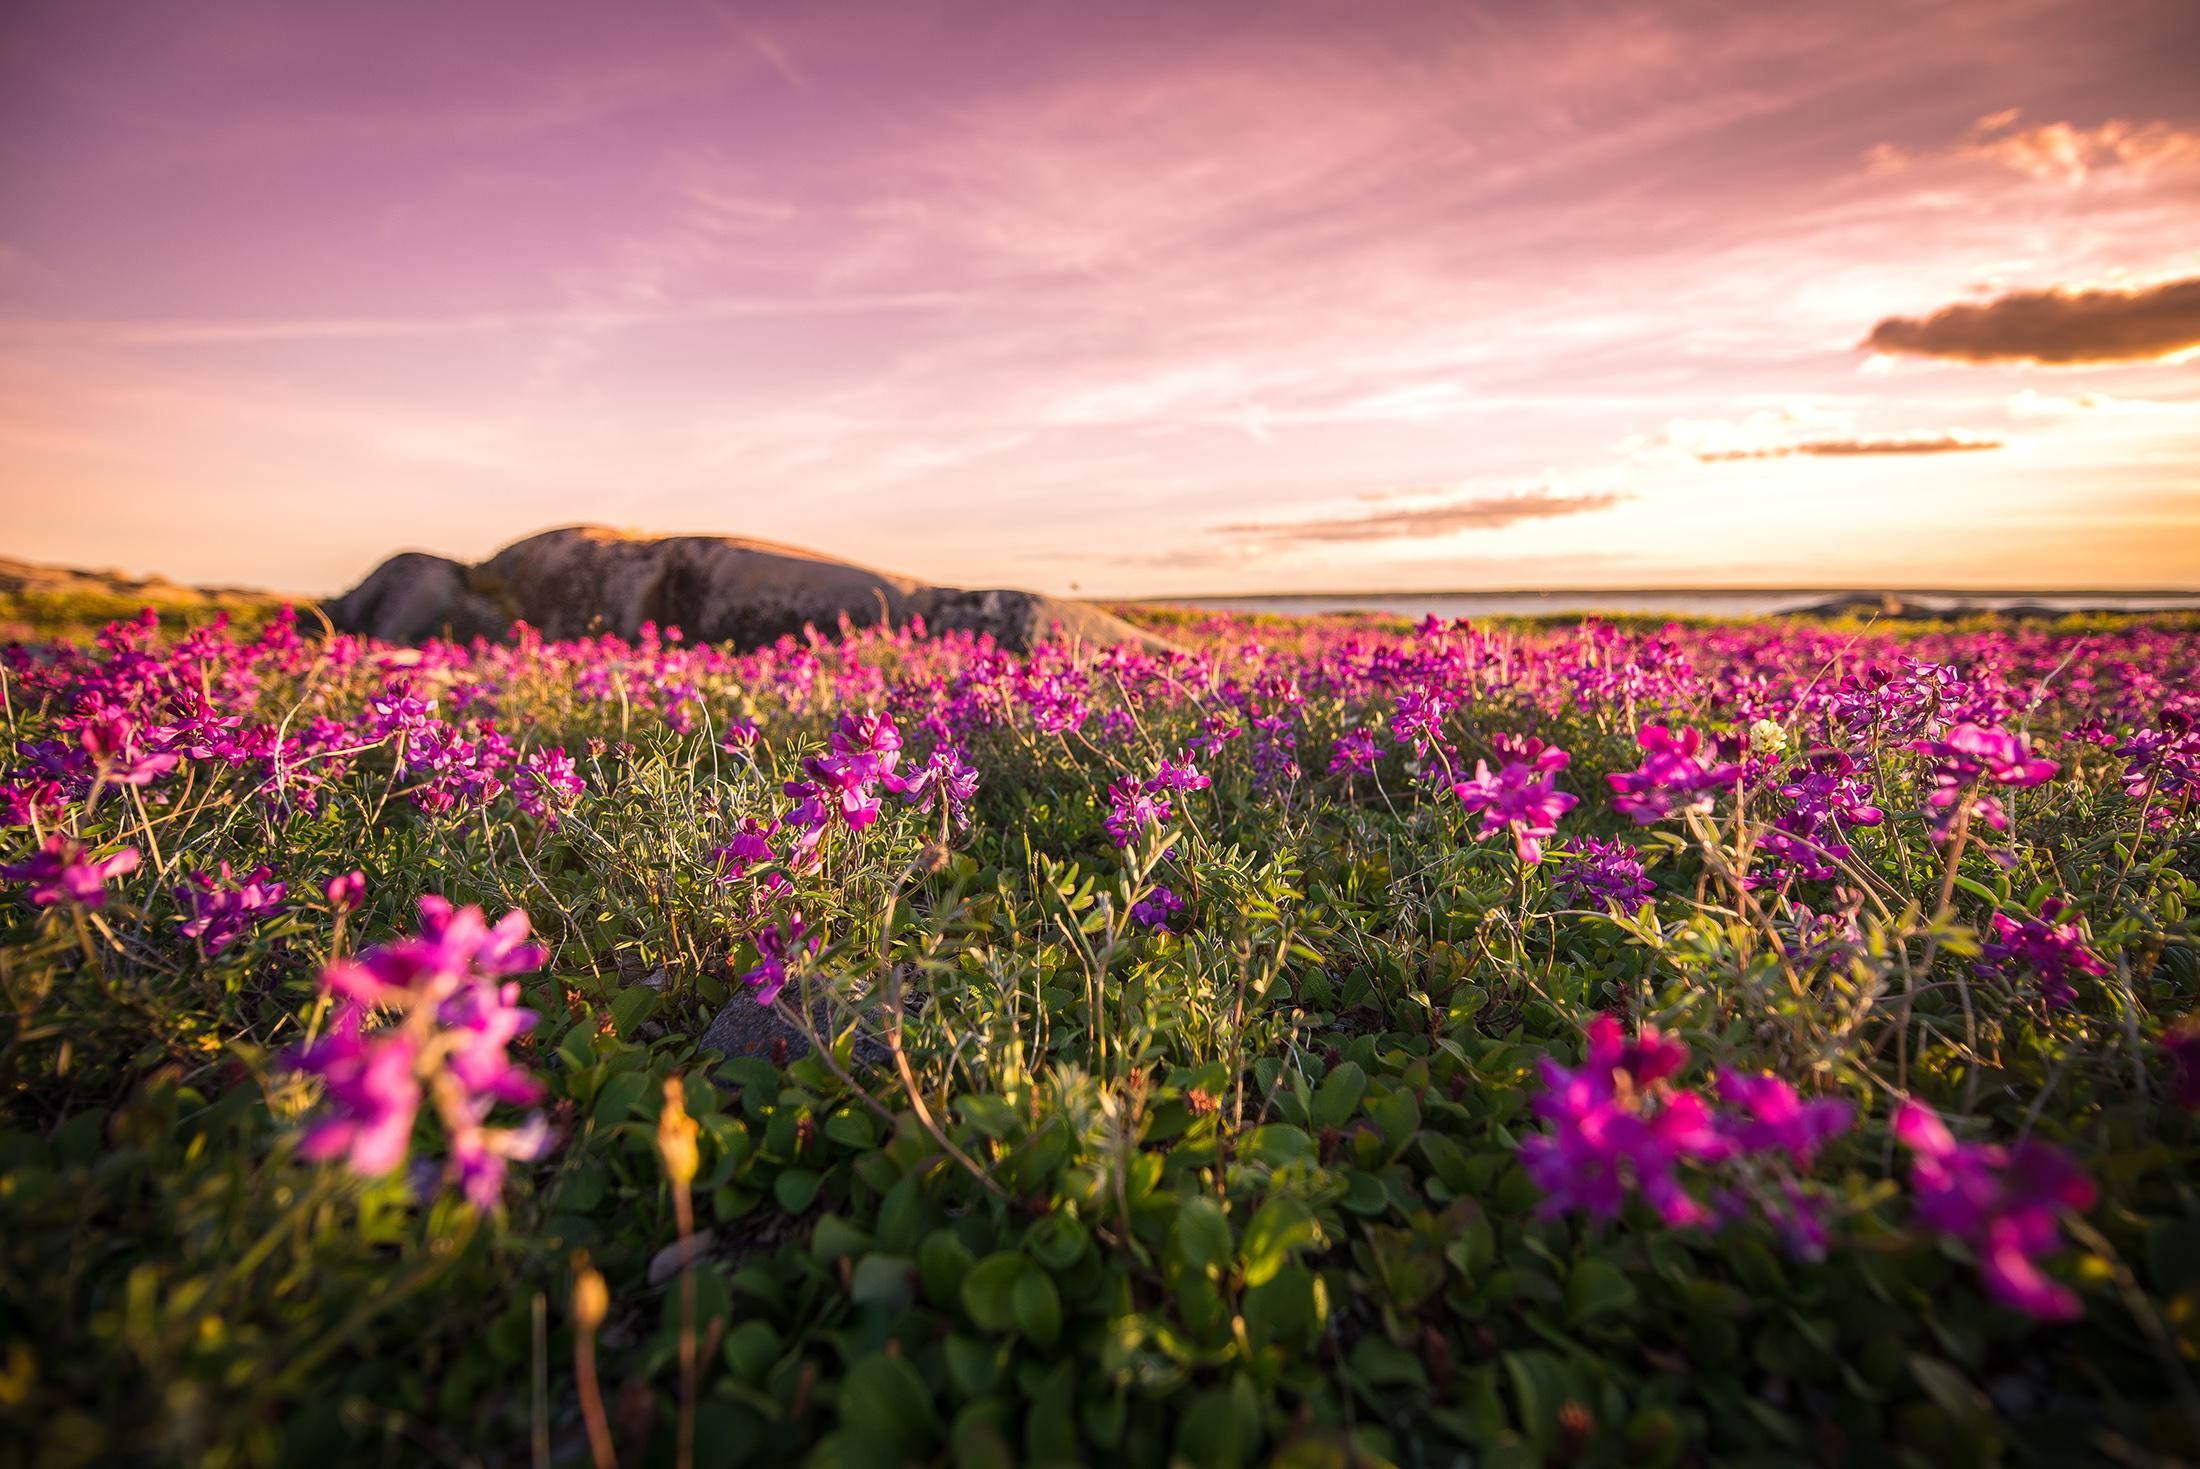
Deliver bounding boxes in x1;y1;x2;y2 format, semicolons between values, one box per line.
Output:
1328;728;1386;775
1974;899;2108;1008
1893;1102;2096;1320
513;746;586;822
292;1026;423;1177
712;817;782;882
1551;837;1655;911
3;833;140;907
1714;1071;1854;1166
1521;1015;1723;1226
1130;885;1186;930
175;863;287;955
894;745;980;831
1106;779;1173;847
325;870;366;915
1146;756;1210;794
740;911;817;1007
1913;724;2059;840
288;898;550;1203
1451;743;1576;863
1608;724;1740;825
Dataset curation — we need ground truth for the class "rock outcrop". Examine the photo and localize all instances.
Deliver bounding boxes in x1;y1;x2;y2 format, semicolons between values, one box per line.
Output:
324;526;1171;653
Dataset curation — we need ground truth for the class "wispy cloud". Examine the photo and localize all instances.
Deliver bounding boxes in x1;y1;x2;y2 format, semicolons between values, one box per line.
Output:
1865;277;2200;364
2009;388;2200;419
1216;488;1625;545
1868;111;2200;185
1639;409;2001;462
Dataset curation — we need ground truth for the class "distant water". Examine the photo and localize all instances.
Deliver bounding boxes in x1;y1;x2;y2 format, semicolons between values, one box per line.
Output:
1130;589;2200;621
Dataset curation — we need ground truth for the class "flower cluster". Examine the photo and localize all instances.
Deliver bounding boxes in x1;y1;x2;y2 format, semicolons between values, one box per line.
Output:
175;862;287;956
1550;837;1655;912
1524;1016;1856;1257
1105;753;1208;847
1129;885;1186;931
1893;1102;2096;1320
1608;725;1739;825
1327;728;1386;776
1974;898;2108;1009
512;746;586;823
1451;738;1576;862
737;910;818;1007
287;898;551;1208
2;833;140;907
1913;723;2059;841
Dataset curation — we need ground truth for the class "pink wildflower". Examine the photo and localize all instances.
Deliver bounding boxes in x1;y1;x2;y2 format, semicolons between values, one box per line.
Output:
1451;744;1577;863
175;862;287;955
1521;1015;1722;1226
1974;899;2108;1009
3;833;140;907
1714;1070;1854;1166
325;870;366;915
1913;724;2058;840
1607;725;1739;825
740;911;817;1007
293;1026;423;1177
1892;1102;2096;1320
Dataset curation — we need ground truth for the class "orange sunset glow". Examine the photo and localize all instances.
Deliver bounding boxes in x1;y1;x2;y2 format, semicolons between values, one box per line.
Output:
2;0;2197;597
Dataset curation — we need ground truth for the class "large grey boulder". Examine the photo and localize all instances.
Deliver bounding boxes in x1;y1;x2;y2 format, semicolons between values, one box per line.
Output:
320;551;510;645
329;526;1172;654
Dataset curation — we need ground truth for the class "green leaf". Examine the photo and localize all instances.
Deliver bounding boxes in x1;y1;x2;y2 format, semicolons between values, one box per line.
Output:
919;1229;977;1310
557;1023;595;1073
952;1402;1016;1469
1363;1086;1420;1164
722;1319;781;1386
849;1253;916;1314
719;1055;779;1095
824;1108;876;1149
1564;1257;1637;1325
609;984;659;1040
876;1173;945;1256
1340;1170;1391;1216
1243;1124;1316;1167
773;1167;823;1213
1026;1211;1089;1272
1011;1267;1062;1347
961;1252;1034;1332
1311;1062;1367;1129
1025;1361;1079;1466
1179;1389;1249;1468
945;1335;1011;1398
839;1350;941;1457
1237;1194;1315;1287
956;1094;1025;1141
811;1212;873;1261
1351;1336;1427;1388
1174;1195;1234;1277
1241;1263;1327;1350
591;1070;652;1126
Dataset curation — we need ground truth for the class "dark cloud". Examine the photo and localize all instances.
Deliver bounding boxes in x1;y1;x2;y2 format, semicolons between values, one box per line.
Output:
1217;489;1624;544
1696;434;2001;461
1865;278;2200;364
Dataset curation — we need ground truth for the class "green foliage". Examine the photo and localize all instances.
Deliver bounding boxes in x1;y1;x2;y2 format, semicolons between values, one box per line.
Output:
5;614;2200;1468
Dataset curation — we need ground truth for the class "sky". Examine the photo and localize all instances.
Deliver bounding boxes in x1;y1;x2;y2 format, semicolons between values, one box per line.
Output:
2;0;2198;598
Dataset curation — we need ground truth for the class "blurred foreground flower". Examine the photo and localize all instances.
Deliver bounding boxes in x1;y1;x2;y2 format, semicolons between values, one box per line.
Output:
2;833;139;907
287;897;552;1208
1893;1101;2096;1320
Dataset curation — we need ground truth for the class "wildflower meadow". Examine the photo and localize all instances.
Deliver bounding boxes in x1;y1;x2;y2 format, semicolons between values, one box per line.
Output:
3;603;2199;1468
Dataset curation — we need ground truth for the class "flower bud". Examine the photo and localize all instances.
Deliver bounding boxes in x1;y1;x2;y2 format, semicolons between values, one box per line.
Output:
572;1254;609;1331
657;1076;700;1187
